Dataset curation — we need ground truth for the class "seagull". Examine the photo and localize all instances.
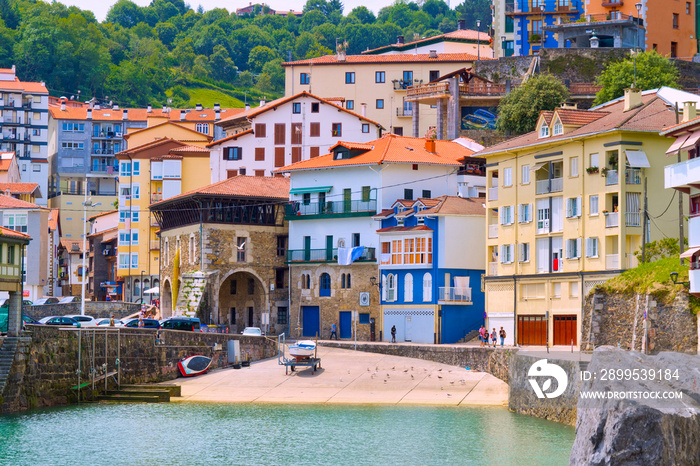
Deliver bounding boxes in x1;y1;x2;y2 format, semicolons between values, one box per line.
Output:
384;379;387;383
438;368;443;372
236;241;246;250
410;374;414;380
437;375;443;379
403;369;408;373
339;377;343;382
450;381;454;385
392;366;395;370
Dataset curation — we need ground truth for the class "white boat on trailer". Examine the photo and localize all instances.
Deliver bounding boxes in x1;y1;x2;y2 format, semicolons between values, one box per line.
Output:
289;340;316;360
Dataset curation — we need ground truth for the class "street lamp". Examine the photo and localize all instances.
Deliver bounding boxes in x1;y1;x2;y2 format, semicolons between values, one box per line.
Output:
501;35;506;58
476;19;481;63
539;5;545;53
80;181;100;316
634;2;642;87
140;270;145;304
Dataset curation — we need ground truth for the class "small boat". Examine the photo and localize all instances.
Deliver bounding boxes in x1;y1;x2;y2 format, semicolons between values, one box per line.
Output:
178;355;212;377
289;340;316;360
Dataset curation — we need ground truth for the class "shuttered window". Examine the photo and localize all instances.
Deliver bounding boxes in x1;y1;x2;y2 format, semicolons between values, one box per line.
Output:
255;123;266;138
310;122;320;137
274;123;285;145
291;123;302;144
291;147;302;163
310;147;320;158
255;147;265;161
274;147;285;167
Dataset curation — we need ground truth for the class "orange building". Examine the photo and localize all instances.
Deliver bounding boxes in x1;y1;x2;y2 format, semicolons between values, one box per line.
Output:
586;0;697;58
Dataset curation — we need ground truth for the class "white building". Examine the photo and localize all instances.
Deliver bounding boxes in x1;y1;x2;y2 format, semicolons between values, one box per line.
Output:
208;92;384;182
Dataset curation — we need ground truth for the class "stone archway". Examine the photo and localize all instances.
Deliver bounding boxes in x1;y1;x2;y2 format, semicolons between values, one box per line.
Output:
218;271;267;334
162;279;173;318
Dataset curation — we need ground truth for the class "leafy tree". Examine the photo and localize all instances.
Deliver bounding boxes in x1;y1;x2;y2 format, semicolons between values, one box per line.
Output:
208;44;237;82
247;45;278;73
422;0;449;18
155;21;178;46
262;59;285;91
0;19;15;64
634;238;687;264
300;10;327;32
328;0;344;15
255;72;272;92
0;0;20;29
303;0;329;15
497;74;569;134
594;51;679;106
106;0;146;28
238;70;254;88
347;6;375;24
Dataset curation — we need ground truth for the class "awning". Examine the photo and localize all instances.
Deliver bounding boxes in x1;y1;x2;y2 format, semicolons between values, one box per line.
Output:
531;162;547;171
289;186;332;194
143;286;160;294
625;150;650;168
680;131;700;151
665;134;688;155
680;246;700;258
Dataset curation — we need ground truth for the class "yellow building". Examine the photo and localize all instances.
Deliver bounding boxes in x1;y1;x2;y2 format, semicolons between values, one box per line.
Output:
477;88;693;348
115;136;211;302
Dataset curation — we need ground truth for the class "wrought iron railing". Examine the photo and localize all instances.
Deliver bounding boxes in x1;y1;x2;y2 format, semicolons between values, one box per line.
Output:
285;199;376;217
286;247;376;263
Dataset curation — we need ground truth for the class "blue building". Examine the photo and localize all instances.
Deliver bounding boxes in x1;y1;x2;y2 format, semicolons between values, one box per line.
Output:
375;196;485;344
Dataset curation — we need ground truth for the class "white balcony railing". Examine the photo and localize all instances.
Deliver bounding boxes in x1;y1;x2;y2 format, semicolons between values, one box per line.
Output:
625;168;642;185
606;254;619;270
535;177;563;194
488;187;498;201
488;224;498;238
488;261;498;276
605;212;619;228
665;156;700;190
150;240;160;251
438;287;472;303
605;169;618;186
625;211;641;227
690;269;700;294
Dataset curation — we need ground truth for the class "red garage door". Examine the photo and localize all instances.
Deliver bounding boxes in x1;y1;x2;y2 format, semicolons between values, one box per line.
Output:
553;315;577;346
517;315;547;345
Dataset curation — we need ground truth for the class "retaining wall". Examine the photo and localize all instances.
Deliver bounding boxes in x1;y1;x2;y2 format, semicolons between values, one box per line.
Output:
27;302;141;320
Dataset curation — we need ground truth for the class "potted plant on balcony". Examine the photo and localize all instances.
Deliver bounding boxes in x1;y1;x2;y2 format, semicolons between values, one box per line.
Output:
602;209;609;216
601;167;609;177
586;166;599;174
529;34;541;43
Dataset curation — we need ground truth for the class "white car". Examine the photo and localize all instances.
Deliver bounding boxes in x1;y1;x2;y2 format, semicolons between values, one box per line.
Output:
242;327;263;336
94;318;124;327
64;314;97;327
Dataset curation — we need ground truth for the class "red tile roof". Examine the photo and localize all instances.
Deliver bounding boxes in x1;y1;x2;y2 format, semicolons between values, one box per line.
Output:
49;107;243;122
48;208;59;232
206;129;254;148
0;78;48;94
555;108;608;126
151;175;290;207
0;225;30;240
377;225;433;233
0;153;15;172
363;29;491;54
169;145;210;154
283;52;486;66
116;137;188;157
330;141;375;151
417;195;486;216
373;209;395;219
276;134;469;172
123;120;213;141
0;182;39;195
0;194;41;210
59;239;83;253
88;209;117;221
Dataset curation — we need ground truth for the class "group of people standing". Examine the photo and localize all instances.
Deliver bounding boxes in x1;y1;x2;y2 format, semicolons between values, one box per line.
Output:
479;326;506;347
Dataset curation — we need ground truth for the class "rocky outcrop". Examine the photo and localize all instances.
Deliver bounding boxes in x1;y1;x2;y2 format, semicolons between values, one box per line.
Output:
570;348;700;465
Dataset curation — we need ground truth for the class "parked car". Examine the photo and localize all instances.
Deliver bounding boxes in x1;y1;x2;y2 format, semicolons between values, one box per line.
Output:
0;312;39;333
59;296;82;304
124;318;160;329
242;327;263;336
160;317;201;332
33;297;60;306
94;318;124;327
42;316;78;326
64;314;97;327
0;299;33;309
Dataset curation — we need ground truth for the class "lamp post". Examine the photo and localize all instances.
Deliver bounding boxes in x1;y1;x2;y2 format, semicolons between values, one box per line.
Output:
634;2;642;87
539;5;545;53
501;35;506;57
140;270;145;304
476;19;481;63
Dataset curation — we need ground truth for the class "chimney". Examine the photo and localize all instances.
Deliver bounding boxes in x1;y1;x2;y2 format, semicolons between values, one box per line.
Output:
457;19;466;30
245;103;251;111
180;110;186;121
112;104;119;110
147;104;152;113
623;88;642;112
425;138;436;153
361;103;367;117
162;105;167;112
214;103;220;111
215;109;220;121
428;50;438;58
95;104;101;110
60;100;66;111
87;109;92;120
397;35;404;44
122;109;128;120
196;103;203;111
259;100;265;107
683;101;697;122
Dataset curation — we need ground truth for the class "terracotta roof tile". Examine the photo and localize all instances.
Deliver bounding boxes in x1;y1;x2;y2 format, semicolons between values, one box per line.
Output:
0;194;41;210
0;78;48;94
88;209;117;221
395;208;415;218
376;225;433;233
276;134;470;172
59;239;83;253
0;183;39;195
283;52;487;66
0;225;30;240
206;129;254;148
123;120;213;141
372;209;395;219
151;175;290;207
48;208;59;231
169;145;210;154
417;195;486;216
330;141;375;151
49;107;243;122
556;108;608;126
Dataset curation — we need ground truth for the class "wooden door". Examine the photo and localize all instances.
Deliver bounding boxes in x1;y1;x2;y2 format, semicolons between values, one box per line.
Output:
553;315;577;346
517;315;547;345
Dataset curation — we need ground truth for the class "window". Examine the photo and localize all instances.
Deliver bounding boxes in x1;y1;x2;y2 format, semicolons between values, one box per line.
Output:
500;244;514;264
291;123;302;145
292;102;301;114
403;238;415;264
505;15;514;33
671;42;678;58
346;100;354;110
61;142;85;150
310;147;319;158
553;282;561;298
131;253;138;269
248;278;255;295
500;205;514;225
345;72;355;84
376;99;384;109
589;195;599;215
119;230;131;245
239;168;247;176
300;73;310;84
195;123;209;134
585;237;599;258
375;71;385;83
422;190;431;198
553;121;563;136
404;273;413;302
566;197;581;218
277;306;288;325
320;273;331;297
61;122;85;132
422;272;432;302
429;70;440;82
301;274;310;289
255;147;265;161
518;243;530;262
119;253;129;269
255;123;266;137
539;124;549;138
518;203;532;223
521;283;545;299
33;128;40;136
566;238;581;259
687;2;691;14
3;213;27;233
673;13;679;28
503;167;512;187
237;237;246;262
223;147;243;160
332;123;342;137
404;189;413;200
133;279;140;296
230;279;237;294
132;184;140;199
570;157;578;177
133;161;140;176
521;164;530;184
362;124;369;133
384;273;397;302
310;122;320;137
532;18;542;35
189;234;196;263
274;123;285;145
590;153;599;169
311;102;319;113
352;233;360;247
341;273;352;289
277;236;287;257
302;193;311;205
276;268;286;289
570;281;580;298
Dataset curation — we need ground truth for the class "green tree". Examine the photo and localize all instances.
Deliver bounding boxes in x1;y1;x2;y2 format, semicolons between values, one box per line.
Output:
0;0;20;29
594;51;679;106
208;44;237;82
347;6;375;24
106;0;145;28
497;74;569;134
255;72;272;92
247;45;278;73
155;21;178;46
262;59;285;91
634;238;687;264
238;70;254;88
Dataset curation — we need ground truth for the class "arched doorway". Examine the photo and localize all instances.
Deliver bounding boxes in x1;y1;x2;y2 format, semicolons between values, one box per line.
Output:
218;271;267;334
162;279;173;318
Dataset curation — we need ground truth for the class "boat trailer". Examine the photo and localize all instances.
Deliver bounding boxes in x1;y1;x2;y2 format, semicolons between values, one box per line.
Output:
277;333;321;375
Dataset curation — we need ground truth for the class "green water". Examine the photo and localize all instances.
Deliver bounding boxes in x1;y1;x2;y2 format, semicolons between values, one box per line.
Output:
0;403;574;465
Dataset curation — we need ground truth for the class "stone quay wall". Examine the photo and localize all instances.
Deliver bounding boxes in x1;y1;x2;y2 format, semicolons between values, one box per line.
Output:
581;291;698;354
0;325;278;413
28;302;141;320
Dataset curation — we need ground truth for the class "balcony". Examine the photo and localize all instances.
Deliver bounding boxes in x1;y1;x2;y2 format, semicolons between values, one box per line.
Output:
601;0;623;6
605;169;618;185
285;199;377;220
438;287;472;304
150;240;160;251
488;261;498;276
625;211;641;227
605;211;619;228
488;187;498;201
396;107;413;118
625;168;641;185
151;217;159;227
535;177;563;195
92;131;118;139
488;224;498;239
606;254;619;270
92;149;116;155
286;247;376;263
665;156;700;191
91;163;118;174
690;269;700;295
393;79;422;90
151;193;162;203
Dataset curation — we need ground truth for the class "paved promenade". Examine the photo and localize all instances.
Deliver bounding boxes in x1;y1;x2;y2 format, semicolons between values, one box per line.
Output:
172;346;507;406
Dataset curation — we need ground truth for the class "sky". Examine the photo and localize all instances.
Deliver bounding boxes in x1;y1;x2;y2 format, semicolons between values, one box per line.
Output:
58;0;400;22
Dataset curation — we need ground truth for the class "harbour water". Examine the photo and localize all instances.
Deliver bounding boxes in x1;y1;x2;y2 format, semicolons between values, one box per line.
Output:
0;403;575;465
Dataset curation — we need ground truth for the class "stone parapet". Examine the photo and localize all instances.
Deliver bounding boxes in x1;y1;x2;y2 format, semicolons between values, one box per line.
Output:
27;302;141;320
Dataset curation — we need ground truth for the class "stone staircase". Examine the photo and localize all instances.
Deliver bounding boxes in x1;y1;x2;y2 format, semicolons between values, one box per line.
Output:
175;272;207;317
0;337;19;396
459;329;480;344
97;384;180;403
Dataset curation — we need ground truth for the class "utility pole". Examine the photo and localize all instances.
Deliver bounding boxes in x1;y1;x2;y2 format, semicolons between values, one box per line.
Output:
81;180;89;316
642;175;648;263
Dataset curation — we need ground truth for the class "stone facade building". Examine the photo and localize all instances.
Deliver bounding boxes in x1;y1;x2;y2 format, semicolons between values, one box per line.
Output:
151;176;290;334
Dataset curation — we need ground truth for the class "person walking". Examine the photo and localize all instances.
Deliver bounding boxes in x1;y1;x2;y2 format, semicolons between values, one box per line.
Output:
499;327;506;347
479;325;486;347
109;315;115;327
491;328;497;348
391;325;397;343
330;322;338;340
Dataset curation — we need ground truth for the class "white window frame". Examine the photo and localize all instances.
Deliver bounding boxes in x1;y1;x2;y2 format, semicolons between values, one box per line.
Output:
131;229;139;246
500;205;514;225
518;242;530;262
521;164;530;184
553;282;561;298
500;244;514;264
570;156;578;177
590;153;599;169
120;161;131;177
518;203;533;223
566;238;582;259
539;124;549;138
422;272;432;302
569;281;580;298
404;273;413;302
553;121;563;136
503;167;513;187
589;195;599;216
133;161;140;176
585;237;599;258
131;252;138;269
132;183;140;199
118;253;129;269
566;197;582;218
385;273;397;302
